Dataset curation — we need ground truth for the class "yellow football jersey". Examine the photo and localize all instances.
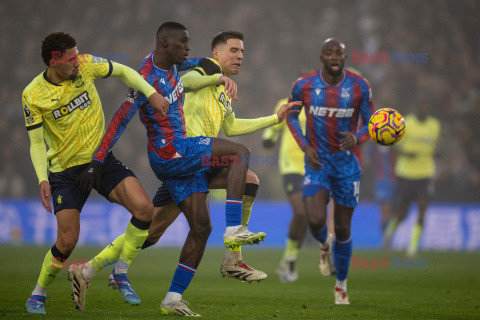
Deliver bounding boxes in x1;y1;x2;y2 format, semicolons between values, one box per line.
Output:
22;54;112;172
395;114;441;179
263;98;306;175
183;67;232;137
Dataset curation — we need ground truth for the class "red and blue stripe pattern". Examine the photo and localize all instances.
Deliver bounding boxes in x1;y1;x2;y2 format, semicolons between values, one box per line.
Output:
94;51;203;162
287;70;374;155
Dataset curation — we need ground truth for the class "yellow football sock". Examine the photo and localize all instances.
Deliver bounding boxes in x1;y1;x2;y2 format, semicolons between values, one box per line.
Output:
37;248;65;288
384;217;399;240
284;238;299;259
241;194;255;228
89;234;125;272
118;221;149;265
408;223;422;253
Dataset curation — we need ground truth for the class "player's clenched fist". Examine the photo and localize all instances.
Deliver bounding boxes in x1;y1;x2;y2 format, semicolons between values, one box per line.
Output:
276;101;302;122
148;92;169;117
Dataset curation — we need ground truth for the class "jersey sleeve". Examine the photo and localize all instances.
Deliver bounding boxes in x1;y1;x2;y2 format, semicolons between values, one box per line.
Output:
178;57;203;72
222;111;278;137
22;91;43;131
355;79;375;144
286;81;308;149
181;69;220;93
93;88;143;163
79;54;113;79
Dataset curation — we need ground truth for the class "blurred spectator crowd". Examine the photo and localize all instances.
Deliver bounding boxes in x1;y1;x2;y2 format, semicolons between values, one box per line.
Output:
1;0;479;201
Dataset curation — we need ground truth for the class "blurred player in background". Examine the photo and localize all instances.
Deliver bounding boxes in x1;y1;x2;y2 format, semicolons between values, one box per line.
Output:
383;101;440;257
22;32;168;314
287;38;374;304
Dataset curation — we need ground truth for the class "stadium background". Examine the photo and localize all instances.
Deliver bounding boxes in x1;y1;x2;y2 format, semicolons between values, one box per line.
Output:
1;0;479;250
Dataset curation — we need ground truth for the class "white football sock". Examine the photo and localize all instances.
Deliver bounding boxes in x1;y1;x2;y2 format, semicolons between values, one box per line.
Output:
32;283;47;296
225;225;242;236
164;292;182;304
82;262;97;282
336;279;347;291
114;259;129;274
224;250;241;265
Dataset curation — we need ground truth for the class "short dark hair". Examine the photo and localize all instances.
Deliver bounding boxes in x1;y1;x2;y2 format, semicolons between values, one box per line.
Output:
41;32;77;66
211;31;244;50
156;22;187;38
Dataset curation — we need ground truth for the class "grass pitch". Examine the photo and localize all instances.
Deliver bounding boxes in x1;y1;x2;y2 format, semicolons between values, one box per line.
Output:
0;246;479;319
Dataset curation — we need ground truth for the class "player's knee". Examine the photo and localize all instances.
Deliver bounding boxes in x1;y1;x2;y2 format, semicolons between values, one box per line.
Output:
246;170;260;185
58;237;78;255
192;220;212;240
133;200;154;222
306;212;326;231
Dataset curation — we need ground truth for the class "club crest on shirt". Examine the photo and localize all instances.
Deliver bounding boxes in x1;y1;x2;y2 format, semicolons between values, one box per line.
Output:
73;75;85;88
52;91;92;119
315;88;321;96
125;88;138;103
341;88;350;98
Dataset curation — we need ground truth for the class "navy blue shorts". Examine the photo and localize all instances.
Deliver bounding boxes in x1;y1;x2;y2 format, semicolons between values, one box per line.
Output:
49;152;135;213
282;174;303;196
152;167;224;207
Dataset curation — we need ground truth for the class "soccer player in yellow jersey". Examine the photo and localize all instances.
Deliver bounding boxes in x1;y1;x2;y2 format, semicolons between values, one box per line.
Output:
383;101;441;256
23;32;168;314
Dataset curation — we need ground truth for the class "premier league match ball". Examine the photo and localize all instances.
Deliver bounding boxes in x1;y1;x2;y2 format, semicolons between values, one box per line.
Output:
368;108;406;146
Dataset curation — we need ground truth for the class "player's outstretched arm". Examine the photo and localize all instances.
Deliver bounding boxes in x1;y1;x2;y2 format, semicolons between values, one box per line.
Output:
110;62;168;116
221;101;301;137
262;99;288;148
27;127;52;212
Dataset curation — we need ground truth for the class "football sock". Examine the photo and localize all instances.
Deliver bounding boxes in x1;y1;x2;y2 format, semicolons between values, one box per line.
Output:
408;223;422;253
165;262;197;303
224;250;241;265
384;217;398;241
87;234;125;275
35;245;69;292
311;224;328;246
334;236;353;282
32;283;47;297
335;279;347;291
225;184;258;253
241;183;258;227
115;217;151;274
283;238;299;260
225;198;243;228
